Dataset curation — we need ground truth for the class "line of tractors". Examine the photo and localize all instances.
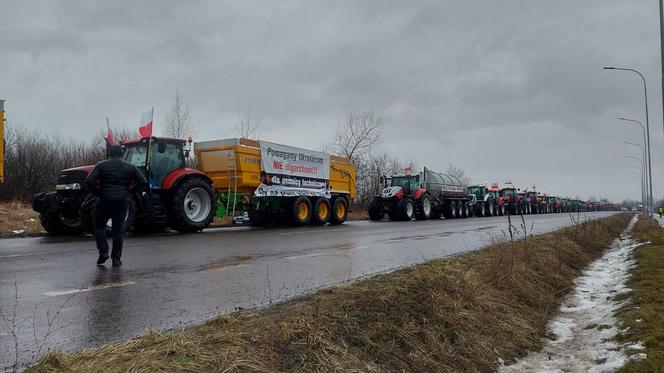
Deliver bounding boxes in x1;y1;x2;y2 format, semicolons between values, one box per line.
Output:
30;134;617;236
368;167;616;221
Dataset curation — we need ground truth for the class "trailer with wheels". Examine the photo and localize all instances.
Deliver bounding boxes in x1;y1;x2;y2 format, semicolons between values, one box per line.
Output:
368;167;470;221
194;138;356;227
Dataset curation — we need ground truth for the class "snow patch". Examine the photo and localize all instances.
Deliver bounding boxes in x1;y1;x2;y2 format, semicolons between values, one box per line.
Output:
499;215;645;373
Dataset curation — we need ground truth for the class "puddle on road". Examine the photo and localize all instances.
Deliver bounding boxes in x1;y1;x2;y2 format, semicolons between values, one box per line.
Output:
199;255;255;272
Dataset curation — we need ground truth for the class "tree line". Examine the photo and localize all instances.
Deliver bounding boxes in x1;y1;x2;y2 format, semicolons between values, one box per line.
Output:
0;91;470;205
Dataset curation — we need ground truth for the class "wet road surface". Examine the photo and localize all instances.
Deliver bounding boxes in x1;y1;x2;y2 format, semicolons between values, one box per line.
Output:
0;211;617;368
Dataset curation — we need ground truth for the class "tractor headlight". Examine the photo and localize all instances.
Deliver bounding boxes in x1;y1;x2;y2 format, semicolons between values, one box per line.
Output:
55;183;82;191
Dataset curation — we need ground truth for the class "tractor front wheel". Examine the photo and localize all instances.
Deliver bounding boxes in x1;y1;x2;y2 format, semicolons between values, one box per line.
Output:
40;212;84;236
169;178;216;233
415;194;431;220
368;197;385;221
396;198;415;221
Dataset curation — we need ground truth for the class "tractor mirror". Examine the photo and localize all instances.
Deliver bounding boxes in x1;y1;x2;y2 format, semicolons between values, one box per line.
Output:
157;139;167;153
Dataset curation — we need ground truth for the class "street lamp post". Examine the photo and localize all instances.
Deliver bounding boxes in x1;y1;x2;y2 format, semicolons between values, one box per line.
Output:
628;164;645;212
625;141;648;216
604;67;654;221
618;117;650;214
627;154;646;213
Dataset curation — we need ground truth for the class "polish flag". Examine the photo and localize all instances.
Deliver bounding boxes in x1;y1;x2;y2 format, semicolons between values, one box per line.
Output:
403;165;413;174
139;108;154;138
104;117;114;146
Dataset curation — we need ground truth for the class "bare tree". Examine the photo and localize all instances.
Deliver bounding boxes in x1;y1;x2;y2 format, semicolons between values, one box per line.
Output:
446;163;472;186
235;105;260;139
164;89;194;139
327;111;383;162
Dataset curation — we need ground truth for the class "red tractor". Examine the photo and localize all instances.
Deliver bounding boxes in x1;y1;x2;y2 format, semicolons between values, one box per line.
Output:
32;136;217;235
368;167;471;221
497;186;528;215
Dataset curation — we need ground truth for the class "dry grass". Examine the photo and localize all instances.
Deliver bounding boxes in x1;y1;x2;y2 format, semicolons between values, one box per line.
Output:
0;202;43;237
29;213;631;373
615;217;664;372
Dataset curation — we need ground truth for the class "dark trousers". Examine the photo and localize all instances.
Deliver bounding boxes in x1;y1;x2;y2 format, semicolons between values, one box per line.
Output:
94;198;128;259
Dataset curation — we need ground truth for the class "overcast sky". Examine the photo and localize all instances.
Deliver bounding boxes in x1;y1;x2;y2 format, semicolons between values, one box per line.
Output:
1;1;662;201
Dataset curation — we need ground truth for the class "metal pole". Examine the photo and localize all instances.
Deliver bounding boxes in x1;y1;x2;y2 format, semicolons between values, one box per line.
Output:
604;67;654;222
618;117;650;214
628;164;645;212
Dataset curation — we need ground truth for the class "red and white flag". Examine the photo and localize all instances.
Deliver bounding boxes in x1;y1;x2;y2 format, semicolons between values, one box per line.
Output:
403;164;413;174
139;108;153;138
104;117;114;146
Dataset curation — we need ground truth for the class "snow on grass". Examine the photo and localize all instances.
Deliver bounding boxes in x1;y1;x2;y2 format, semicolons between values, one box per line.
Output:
500;215;644;373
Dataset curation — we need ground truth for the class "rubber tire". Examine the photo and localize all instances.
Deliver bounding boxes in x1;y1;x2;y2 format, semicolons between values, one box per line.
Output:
450;201;458;219
499;204;506;216
396;198;415;221
81;196;135;235
464;202;471;218
415;194;431;220
430;207;443;219
169;178;217;233
368;197;385;221
311;197;331;225
287;196;313;226
330;197;349;225
39;212;84;236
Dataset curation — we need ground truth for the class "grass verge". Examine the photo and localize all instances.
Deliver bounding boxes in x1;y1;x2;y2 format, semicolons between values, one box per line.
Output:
615;217;664;372
30;213;631;372
0;202;43;238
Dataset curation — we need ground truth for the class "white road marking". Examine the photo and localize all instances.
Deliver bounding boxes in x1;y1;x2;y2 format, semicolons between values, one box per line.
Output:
284;252;324;260
44;281;137;296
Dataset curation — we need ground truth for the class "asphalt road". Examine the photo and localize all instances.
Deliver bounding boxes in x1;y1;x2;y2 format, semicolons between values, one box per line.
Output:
0;211;617;368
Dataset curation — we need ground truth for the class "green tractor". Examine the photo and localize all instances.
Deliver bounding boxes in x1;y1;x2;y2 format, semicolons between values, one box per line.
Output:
467;183;499;217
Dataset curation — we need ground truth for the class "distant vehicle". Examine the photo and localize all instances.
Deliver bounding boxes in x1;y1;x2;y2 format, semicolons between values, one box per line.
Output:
195;138;356;227
368;167;471;221
33;136;216;235
467;183;499;217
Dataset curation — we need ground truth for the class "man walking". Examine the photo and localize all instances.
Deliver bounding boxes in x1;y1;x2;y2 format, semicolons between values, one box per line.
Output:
85;145;147;267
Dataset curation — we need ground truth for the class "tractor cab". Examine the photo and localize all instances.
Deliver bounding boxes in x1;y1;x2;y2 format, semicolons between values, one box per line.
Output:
389;175;419;195
122;137;191;189
499;187;516;198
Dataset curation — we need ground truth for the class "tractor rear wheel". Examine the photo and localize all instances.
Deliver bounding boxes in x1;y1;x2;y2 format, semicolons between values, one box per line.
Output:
487;202;495;217
479;203;486;217
396;197;415;221
368;197;385;221
169;178;216;233
330;197;349;225
311;197;331;225
415;193;431;220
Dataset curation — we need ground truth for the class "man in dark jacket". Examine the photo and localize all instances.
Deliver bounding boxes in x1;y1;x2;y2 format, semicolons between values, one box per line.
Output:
85;145;147;267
